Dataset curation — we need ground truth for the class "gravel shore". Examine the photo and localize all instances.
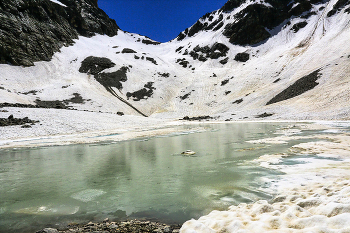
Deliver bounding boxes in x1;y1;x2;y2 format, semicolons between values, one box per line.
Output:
36;219;181;233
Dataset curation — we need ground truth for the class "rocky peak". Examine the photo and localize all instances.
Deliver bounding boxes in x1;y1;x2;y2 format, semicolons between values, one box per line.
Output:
0;0;119;66
177;0;349;46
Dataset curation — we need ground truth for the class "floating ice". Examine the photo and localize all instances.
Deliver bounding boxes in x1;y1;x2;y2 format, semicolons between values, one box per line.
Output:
71;189;106;202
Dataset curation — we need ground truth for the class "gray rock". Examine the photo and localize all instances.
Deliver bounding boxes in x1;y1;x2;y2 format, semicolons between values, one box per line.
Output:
36;228;59;233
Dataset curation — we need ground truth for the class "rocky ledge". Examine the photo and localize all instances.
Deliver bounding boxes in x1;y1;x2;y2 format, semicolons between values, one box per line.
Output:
36;219;181;233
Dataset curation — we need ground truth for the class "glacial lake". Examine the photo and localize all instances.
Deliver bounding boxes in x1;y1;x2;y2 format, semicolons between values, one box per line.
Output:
0;122;335;232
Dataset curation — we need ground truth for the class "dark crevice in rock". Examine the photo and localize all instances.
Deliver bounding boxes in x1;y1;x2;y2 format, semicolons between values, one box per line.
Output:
266;69;321;105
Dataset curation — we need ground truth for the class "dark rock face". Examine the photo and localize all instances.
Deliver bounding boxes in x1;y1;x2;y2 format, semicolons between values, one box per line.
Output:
79;56;116;75
223;4;283;45
95;67;129;90
122;48;137;53
126;82;155;101
234;52;250;62
176;58;189;68
145;57;158;65
176;14;225;41
266;69;321;105
141;39;161;45
0;0;119;66
327;0;350;17
177;0;322;46
79;56;129;93
291;21;308;33
221;79;229;86
189;43;229;62
220;0;246;12
220;57;229;64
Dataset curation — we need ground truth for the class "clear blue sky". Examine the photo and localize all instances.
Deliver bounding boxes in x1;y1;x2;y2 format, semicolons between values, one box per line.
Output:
98;0;228;42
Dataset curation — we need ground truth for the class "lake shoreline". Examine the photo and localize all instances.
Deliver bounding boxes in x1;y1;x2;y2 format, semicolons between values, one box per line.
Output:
0;106;345;150
36;219;182;233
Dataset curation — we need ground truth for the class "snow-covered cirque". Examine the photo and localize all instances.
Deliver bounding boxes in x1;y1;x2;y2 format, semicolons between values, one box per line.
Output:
1;0;350;232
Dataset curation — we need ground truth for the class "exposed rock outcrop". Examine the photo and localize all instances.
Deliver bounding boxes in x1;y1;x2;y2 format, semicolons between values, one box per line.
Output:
267;69;321;105
0;0;119;66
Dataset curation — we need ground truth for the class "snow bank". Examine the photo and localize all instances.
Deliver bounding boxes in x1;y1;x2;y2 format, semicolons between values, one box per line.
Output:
180;123;350;232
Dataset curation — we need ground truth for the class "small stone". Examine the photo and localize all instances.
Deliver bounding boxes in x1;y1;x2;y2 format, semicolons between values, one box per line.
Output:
36;228;59;233
103;218;109;223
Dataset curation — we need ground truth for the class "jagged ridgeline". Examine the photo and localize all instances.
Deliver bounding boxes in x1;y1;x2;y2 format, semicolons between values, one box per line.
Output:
0;0;119;66
176;0;348;45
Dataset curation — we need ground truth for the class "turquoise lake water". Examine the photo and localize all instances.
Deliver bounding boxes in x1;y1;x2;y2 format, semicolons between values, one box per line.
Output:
0;122;331;232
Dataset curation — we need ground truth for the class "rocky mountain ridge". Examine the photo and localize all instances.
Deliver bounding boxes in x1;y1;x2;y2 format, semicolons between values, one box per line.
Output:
0;0;350;121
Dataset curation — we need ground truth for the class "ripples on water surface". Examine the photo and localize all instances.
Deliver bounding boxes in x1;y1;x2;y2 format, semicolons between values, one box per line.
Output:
0;122;336;232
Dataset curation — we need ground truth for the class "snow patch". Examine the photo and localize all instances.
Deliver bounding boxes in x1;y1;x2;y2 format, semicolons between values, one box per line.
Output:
49;0;67;7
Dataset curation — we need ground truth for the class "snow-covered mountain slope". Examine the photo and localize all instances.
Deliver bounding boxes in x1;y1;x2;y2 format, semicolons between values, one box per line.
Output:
1;0;350;121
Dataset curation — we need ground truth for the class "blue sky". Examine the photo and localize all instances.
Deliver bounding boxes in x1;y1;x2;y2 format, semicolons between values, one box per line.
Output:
98;0;228;42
